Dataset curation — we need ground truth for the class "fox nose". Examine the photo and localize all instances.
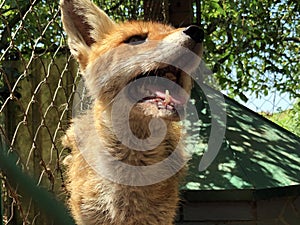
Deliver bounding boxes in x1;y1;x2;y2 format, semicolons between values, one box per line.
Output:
183;25;204;43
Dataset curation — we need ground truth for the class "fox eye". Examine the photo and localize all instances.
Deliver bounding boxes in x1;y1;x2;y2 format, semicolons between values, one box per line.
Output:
124;34;147;45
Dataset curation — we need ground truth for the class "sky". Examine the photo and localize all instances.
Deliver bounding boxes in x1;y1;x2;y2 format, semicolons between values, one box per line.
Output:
237;90;295;114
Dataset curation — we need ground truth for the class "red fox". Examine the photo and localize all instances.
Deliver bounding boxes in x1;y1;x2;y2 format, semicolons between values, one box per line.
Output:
60;0;203;224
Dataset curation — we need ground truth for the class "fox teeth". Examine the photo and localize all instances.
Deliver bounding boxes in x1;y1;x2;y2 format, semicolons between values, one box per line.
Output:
145;89;151;96
142;86;151;96
164;89;171;105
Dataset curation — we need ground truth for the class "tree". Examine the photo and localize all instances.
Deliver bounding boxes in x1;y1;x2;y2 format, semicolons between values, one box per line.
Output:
265;100;300;136
199;0;299;101
0;0;63;60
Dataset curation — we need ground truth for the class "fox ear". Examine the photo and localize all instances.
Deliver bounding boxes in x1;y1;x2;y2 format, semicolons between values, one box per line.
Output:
60;0;115;68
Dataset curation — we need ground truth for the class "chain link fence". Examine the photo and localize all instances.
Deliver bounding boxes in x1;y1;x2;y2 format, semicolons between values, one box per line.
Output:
0;0;79;224
0;0;298;224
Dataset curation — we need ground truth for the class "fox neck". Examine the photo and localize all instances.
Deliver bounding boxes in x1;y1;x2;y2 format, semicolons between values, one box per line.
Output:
93;102;182;166
64;102;187;224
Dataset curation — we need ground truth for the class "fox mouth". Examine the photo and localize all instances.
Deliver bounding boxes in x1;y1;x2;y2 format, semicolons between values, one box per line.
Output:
127;66;190;120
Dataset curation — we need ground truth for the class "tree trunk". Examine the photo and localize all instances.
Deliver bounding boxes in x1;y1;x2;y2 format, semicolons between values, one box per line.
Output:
169;0;193;27
144;0;169;23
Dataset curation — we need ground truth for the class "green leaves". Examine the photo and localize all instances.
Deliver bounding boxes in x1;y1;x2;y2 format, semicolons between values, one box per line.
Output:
201;0;300;100
265;99;300;136
208;0;226;17
1;0;298;101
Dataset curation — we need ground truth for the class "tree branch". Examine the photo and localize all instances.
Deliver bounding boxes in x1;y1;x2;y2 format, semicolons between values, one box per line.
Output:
0;0;42;51
284;37;300;43
104;0;125;13
206;17;223;35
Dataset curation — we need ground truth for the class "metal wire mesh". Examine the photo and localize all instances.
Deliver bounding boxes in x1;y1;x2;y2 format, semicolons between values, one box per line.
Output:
0;0;79;223
0;0;298;224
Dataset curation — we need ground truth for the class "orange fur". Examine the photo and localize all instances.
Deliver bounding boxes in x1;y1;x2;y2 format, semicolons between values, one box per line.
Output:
89;22;176;62
60;0;203;224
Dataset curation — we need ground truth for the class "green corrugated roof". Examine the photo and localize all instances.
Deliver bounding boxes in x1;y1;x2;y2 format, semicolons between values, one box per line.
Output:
183;84;300;191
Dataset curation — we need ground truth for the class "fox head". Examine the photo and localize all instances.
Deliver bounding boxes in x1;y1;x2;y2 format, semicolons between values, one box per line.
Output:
60;0;204;121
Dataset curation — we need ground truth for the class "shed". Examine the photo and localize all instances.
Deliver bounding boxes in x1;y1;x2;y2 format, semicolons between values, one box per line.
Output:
176;84;300;224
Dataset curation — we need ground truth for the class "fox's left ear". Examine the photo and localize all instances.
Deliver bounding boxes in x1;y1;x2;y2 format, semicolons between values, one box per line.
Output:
60;0;115;68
